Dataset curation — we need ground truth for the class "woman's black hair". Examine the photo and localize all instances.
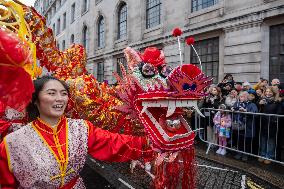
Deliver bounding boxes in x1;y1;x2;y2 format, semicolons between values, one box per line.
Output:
26;75;69;122
224;74;233;80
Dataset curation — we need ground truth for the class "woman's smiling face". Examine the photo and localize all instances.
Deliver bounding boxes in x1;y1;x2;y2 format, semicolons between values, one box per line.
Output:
36;80;69;120
211;87;218;95
265;88;274;98
230;89;238;97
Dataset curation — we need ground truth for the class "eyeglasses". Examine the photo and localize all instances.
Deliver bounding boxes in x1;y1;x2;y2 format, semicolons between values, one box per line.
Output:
138;62;173;78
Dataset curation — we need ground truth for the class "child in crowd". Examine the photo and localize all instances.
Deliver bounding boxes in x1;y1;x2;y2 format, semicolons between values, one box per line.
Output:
231;91;248;113
242;92;259;160
213;104;231;155
231;91;249;160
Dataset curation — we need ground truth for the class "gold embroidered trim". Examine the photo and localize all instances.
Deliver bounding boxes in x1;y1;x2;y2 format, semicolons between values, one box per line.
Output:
31;118;69;187
3;138;13;173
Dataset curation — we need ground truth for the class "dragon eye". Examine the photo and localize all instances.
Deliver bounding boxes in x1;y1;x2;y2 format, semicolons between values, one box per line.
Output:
190;83;197;91
141;63;156;78
183;83;191;90
182;83;197;91
159;65;173;78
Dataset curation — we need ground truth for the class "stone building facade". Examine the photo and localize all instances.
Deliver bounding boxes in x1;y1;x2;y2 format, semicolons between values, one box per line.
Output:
34;0;284;84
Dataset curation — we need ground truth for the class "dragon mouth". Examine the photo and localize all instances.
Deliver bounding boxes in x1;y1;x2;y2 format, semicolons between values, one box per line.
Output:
135;96;197;151
141;99;203;117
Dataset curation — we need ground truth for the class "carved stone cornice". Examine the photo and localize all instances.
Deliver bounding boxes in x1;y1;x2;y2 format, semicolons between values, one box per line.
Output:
263;0;277;3
185;4;284;34
224;21;262;33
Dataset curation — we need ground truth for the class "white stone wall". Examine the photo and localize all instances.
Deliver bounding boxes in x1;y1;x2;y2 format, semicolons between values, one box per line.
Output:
224;24;262;83
38;0;284;84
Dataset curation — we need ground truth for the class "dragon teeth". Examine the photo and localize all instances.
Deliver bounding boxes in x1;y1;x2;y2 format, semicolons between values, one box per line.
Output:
141;100;204;117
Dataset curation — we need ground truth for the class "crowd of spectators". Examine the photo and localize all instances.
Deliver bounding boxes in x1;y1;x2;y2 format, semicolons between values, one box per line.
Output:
198;74;284;164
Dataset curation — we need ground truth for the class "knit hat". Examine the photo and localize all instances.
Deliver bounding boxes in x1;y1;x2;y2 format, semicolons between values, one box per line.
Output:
247;88;256;95
242;81;251;87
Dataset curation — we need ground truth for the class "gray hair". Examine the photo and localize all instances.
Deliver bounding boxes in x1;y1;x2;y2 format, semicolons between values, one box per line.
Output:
239;91;249;97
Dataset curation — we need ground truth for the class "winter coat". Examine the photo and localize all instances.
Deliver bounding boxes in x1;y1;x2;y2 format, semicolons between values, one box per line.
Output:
244;101;258;138
232;100;248;125
201;95;223;127
258;98;282;138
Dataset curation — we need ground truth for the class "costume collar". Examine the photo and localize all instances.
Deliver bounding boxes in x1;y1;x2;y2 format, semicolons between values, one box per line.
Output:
34;116;66;134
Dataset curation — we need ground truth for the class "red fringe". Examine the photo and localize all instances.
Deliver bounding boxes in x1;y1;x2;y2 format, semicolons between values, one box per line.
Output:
153;148;196;189
181;148;196;189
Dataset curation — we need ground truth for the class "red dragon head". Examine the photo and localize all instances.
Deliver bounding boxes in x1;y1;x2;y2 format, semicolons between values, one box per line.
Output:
115;47;212;151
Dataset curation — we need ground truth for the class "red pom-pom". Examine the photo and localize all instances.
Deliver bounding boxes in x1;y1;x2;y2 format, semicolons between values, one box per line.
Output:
172;28;182;37
186;37;195;45
140;47;165;67
181;64;201;79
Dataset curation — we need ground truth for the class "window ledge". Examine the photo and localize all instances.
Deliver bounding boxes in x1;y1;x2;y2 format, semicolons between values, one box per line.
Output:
188;2;223;19
263;0;276;3
144;24;162;34
114;38;127;44
95;0;103;5
95;47;105;54
96;46;105;50
81;10;89;16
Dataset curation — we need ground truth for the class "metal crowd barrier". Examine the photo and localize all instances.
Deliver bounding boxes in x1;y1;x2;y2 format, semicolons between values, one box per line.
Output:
195;108;284;165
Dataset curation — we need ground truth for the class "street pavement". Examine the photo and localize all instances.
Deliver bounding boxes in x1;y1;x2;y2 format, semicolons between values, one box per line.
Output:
80;151;282;189
79;139;284;189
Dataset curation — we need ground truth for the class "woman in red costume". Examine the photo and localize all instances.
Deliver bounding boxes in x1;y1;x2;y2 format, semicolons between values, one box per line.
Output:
0;76;149;189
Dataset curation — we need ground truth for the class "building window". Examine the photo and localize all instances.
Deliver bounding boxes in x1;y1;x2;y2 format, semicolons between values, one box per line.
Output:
117;57;127;76
56;18;60;35
62;40;65;50
117;3;127;40
269;24;284;82
63;12;66;30
146;0;161;29
70;34;74;44
71;3;75;23
97;62;104;82
98;16;105;48
82;0;88;13
191;0;219;12
190;37;219;83
82;26;88;50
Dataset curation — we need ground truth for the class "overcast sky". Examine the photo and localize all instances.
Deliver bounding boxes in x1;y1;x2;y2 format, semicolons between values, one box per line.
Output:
19;0;36;6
